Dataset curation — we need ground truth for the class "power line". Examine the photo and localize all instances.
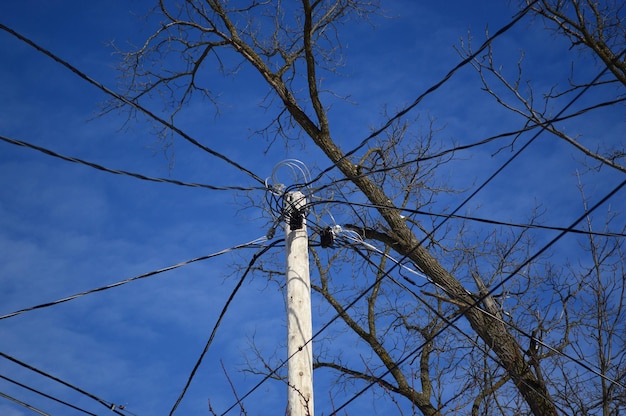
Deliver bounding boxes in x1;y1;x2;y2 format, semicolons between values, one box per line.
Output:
0;351;126;415
169;240;283;416
0;23;265;186
0;135;265;192
308;199;626;238
0;374;97;416
0;237;269;321
0;390;51;416
1;4;616;414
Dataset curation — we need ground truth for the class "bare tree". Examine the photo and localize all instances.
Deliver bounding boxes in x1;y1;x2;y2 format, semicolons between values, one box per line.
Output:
460;1;626;174
545;181;626;416
528;0;626;87
113;1;625;415
457;3;626;410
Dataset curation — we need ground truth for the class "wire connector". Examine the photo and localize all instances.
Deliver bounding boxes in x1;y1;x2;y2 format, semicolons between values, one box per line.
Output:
320;225;343;248
320;227;334;248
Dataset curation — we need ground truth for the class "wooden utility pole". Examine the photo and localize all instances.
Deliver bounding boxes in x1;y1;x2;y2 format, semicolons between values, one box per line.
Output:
284;191;313;416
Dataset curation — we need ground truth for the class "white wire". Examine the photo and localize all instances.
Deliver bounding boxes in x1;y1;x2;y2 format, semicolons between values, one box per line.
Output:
266;159;313;195
264;159;316;237
333;226;429;281
274;159;311;184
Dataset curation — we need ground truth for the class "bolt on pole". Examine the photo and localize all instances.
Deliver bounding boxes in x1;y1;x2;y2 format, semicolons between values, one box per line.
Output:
284;191;314;416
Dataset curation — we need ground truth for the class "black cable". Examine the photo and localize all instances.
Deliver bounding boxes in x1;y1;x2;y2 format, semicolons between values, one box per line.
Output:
0;135;265;192
218;248;390;415
306;199;626;238
0;374;97;416
3;3;615;414
0;352;125;415
169;239;283;416
0;390;50;416
0;239;270;321
0;23;265;186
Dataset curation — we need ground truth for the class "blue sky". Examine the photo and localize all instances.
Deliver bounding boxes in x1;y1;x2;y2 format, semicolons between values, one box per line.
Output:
1;1;624;415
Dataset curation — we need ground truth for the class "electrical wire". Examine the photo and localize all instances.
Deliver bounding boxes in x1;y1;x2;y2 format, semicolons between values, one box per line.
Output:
169;239;283;416
263;160;316;240
0;391;51;416
0;237;269;321
336;226;428;280
0;135;265;192
0;374;97;416
307;199;626;238
266;159;312;194
0;352;126;415
0;23;265;186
